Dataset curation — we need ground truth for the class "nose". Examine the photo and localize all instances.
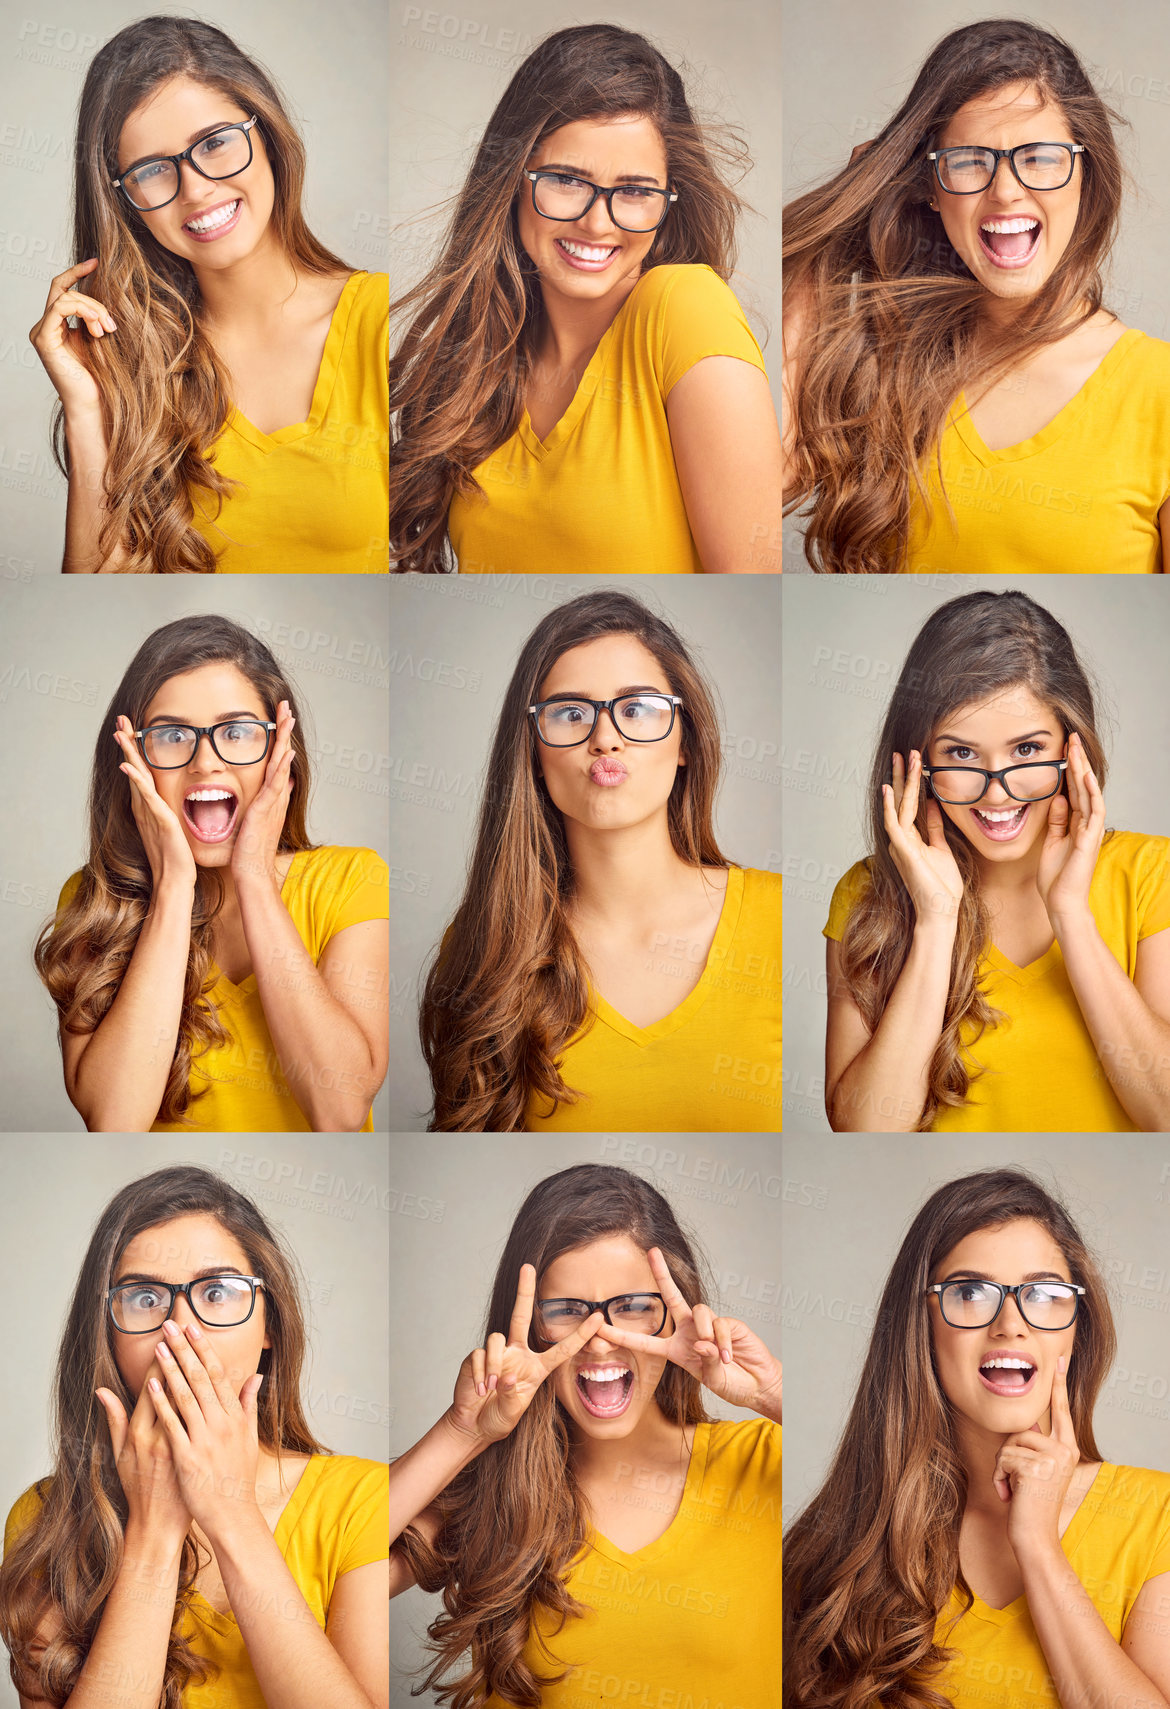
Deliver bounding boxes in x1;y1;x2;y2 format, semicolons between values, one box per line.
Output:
992;1290;1029;1334
575;192;618;238
587;707;625;752
987;154;1026;203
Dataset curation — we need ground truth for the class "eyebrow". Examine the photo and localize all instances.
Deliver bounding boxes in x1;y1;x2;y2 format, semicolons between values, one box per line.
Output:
143;709;263;725
940;1269;1070;1283
934;728;1053;747
537;162;663;186
545;683;667;699
122;119;242;175
115;1264;246;1285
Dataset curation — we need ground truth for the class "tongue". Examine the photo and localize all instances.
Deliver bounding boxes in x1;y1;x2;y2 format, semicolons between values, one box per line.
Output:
190;797;232;835
985;227;1035;259
984;1365;1029;1387
580;1373;628;1411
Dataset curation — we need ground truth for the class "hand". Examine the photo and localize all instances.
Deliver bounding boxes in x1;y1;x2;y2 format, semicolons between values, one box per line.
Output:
96;1356;192;1549
146;1318;265;1543
29;259;116;415
602;1248;783;1421
882;750;964;927
993;1354;1080;1560
447;1263;604;1445
114;715;197;891
1037;733;1105;927
231;701;295;890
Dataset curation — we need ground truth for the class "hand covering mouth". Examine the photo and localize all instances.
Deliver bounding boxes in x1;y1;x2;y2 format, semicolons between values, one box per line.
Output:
182;785;239;838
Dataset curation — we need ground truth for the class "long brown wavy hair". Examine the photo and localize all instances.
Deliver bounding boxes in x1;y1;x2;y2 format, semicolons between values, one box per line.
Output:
391;22;751;571
34;615;317;1125
838;588;1108;1129
0;1164;329;1707
783;19;1125;571
784;1167;1116;1709
62;16;349;573
394;1163;712;1706
419;590;729;1131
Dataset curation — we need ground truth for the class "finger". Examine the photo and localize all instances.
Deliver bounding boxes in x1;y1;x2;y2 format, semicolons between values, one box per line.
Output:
993;1465;1012;1502
49;258;100;292
147;1372;188;1445
470;1347;486;1398
890;751;905;813
898;750;922;831
1050;1354;1076;1444
691;1302;716;1345
241;1372;264;1429
647;1247;690;1319
881;782;904;848
598;1320;668;1359
177;1319;241;1414
95;1388;128;1457
154;1334;205;1433
484;1330;506;1393
507;1263;537;1348
539;1310;606;1372
713;1317;735;1365
923;796;949;849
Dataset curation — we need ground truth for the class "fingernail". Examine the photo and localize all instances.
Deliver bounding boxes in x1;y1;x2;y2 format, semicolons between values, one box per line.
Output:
186;1322;201;1338
163;1319;180;1336
149;1378;162;1392
721;1348;731;1363
487;1374;498;1393
476;1382;485;1397
156;1341;171;1359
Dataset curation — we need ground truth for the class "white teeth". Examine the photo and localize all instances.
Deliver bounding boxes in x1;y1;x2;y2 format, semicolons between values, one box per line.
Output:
578;1366;630;1382
557;238;617;260
980;217;1039;233
185;200;240;234
974;807;1025;822
980;1357;1035;1371
185;789;234;802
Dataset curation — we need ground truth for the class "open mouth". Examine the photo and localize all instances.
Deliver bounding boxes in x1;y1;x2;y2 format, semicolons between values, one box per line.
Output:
182;786;240;843
183;199;242;241
970;802;1030;842
575;1365;635;1418
554;237;620;272
978;216;1041;270
978;1355;1038;1397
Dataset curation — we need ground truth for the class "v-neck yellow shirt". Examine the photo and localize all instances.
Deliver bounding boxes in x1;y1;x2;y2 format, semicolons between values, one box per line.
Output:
485;1420;781;1709
824;831;1170;1131
449;263;768;575
524;866;782;1132
904;329;1170;574
191;269;389;573
933;1463;1170;1709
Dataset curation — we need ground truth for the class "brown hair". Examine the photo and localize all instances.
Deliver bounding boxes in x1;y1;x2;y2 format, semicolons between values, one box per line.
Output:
839;589;1107;1129
395;1163;712;1706
34;615;317;1124
783;19;1125;572
63;16;349;573
390;22;751;571
783;1167;1116;1709
0;1164;329;1707
419;590;728;1130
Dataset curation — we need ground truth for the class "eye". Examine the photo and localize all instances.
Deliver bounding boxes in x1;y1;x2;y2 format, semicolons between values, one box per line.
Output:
941;744;976;762
550;173;587;189
1015;741;1044;758
219;722;252;742
154;725;189;745
614;186;656;201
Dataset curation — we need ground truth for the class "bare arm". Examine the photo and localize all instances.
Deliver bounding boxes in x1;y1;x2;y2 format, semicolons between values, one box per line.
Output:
61;404;130;573
666;357;782;573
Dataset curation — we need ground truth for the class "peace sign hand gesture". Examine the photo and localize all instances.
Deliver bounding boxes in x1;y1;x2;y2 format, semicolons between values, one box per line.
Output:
447;1263;603;1446
992;1354;1080;1560
602;1248;782;1423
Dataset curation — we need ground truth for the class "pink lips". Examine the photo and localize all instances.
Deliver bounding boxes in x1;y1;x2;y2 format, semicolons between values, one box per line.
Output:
589;758;628;786
977;223;1041;271
978;1365;1039;1398
554;238;620;273
183;198;243;243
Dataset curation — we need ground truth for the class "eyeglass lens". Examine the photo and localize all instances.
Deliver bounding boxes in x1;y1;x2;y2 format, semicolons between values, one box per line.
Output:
532;173;668;232
536;695;675;746
111;1276;254;1330
935;143;1075;192
537;1295;664;1339
939;1281;1078;1329
141;721;270;769
122;125;252;210
928;764;1063;804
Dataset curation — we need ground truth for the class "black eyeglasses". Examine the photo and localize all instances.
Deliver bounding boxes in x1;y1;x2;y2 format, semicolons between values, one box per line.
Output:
926;1280;1084;1330
922;759;1067;806
529;694;683;748
134;720;276;770
926;142;1086;195
108;1274;266;1333
112;116;260;211
523;169;678;233
535;1292;668;1341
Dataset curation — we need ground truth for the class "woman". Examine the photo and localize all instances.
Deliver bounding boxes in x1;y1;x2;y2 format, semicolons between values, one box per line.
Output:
783;1167;1170;1709
29;17;389;573
783;19;1170;573
391;23;781;574
0;1163;388;1709
391;1163;781;1705
824;589;1170;1132
35;615;389;1132
420;589;782;1131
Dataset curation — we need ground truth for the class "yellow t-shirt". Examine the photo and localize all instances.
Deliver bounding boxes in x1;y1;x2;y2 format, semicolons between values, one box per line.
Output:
524;866;782;1132
905;329;1170;574
192;270;389;573
824;831;1170;1131
449;264;769;575
933;1462;1170;1709
3;1455;389;1709
485;1419;781;1709
55;845;389;1133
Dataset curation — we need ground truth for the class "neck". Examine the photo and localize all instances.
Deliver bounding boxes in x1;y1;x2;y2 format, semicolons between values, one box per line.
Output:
535;264;643;371
954;1407;1054;1517
193;227;304;330
570;1399;691;1484
973;834;1044;900
565;814;710;924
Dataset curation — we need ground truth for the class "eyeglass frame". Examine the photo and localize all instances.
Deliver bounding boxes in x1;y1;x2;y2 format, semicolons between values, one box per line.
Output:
111;115;261;211
528;694;684;748
523;168;678;232
921;758;1067;805
133;719;277;770
926;142;1086;195
107;1274;267;1333
535;1292;669;1337
925;1280;1085;1330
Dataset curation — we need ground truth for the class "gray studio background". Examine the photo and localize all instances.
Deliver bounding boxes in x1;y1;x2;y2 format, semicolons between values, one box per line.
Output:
781;575;1170;1130
0;0;388;576
389;1131;782;1706
390;0;781;410
783;0;1170;570
782;1135;1170;1523
389;574;782;1131
0;576;390;1132
0;1133;389;1709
